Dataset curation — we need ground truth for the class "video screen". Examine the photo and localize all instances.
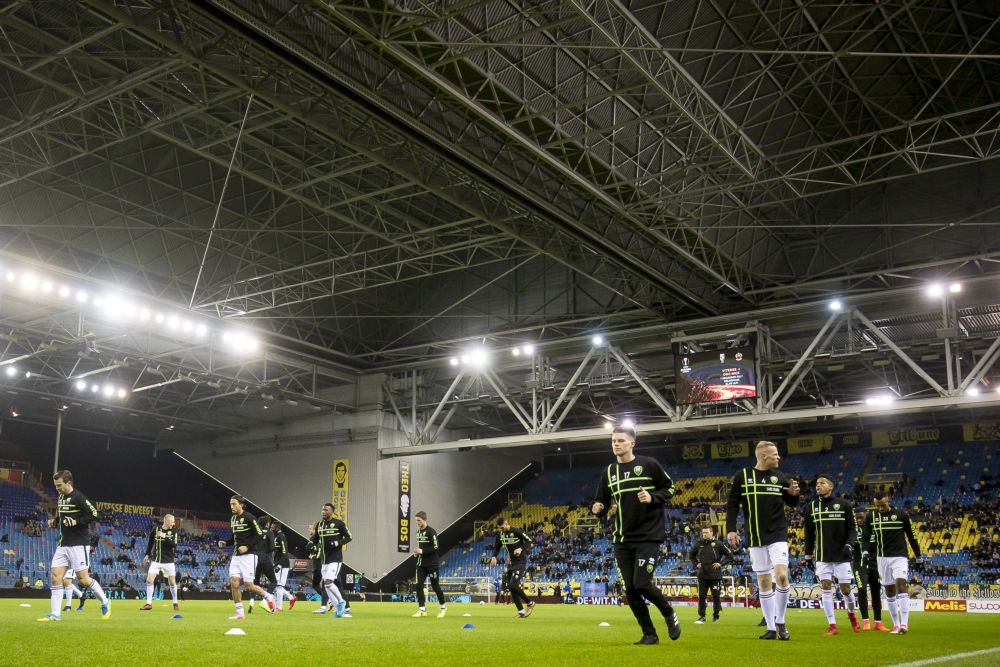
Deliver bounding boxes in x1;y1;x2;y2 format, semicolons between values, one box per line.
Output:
674;346;757;404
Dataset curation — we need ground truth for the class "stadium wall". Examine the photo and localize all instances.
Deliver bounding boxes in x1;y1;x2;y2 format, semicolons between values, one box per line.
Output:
169;406;536;582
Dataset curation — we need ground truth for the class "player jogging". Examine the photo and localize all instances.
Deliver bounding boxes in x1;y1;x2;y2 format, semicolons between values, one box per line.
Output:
862;491;921;635
490;518;535;618
271;520;296;611
217;496;276;620
592;425;681;645
246;516;278;614
141;514;180;611
726;441;801;640
802;474;860;634
37;470;110;622
411;510;447;618
316;502;352;618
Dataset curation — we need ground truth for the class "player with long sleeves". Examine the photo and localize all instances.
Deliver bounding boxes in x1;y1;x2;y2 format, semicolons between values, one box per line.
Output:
802;475;860;634
37;470;110;622
141;514;180;611
592;425;681;645
316;502;352;618
726;441;801;640
270;519;296;611
217;496;275;620
490;518;534;618
411;510;447;618
862;491;921;634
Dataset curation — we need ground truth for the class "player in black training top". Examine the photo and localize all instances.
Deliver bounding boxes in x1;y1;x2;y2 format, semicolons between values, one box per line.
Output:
726;441;800;640
852;508;888;631
270;519;297;611
141;513;180;611
217;496;275;619
490;518;535;618
802;474;860;635
411;510;447;618
316;502;352;617
592;425;681;645
38;470;111;622
861;490;921;635
244;516;279;614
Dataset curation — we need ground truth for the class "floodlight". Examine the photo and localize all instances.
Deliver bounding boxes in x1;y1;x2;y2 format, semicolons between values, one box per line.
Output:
591;335;604;346
621;418;635;429
58;285;70;298
102;385;114;397
829;299;842;312
967;386;981;397
41;281;54;294
75;380;86;391
4;366;17;377
926;283;943;298
512;348;520;356
449;357;459;366
117;388;127;399
522;344;535;355
75;290;88;304
603;421;613;430
949;282;962;294
195;323;208;337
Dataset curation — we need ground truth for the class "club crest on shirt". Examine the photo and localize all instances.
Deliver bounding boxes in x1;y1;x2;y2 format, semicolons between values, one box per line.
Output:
646;563;654;573
634;466;643;475
891;514;897;520
769;476;778;483
834;504;841;510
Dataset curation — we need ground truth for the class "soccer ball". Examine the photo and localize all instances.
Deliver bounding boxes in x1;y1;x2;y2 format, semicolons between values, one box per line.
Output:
479;601;485;605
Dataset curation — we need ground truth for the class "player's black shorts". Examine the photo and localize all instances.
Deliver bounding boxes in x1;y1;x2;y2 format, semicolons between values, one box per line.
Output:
417;565;439;581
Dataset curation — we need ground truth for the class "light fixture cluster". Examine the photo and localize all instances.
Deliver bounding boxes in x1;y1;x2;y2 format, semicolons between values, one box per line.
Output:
926;281;962;298
511;344;534;357
74;379;129;399
449;347;490;369
603;417;635;430
864;394;895;407
1;265;259;354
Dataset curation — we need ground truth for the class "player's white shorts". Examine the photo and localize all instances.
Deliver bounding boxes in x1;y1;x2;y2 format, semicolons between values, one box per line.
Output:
321;562;342;581
816;561;853;583
51;546;89;572
877;556;908;583
148;562;176;578
275;567;290;587
229;554;257;582
749;542;789;573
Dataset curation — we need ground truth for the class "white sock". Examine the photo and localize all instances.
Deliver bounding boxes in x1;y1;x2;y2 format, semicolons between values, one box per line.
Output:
146;583;154;604
64;585;73;605
821;589;836;624
759;590;776;631
51;586;64;616
274;586;285;610
846;591;857;613
326;583;343;604
886;595;899;627
284;590;294;601
775;586;789;624
73;585;83;599
897;592;909;626
235;602;244;613
170;585;178;604
88;580;109;605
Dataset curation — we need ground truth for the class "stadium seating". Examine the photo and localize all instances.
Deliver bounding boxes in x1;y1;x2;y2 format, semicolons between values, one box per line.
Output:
438;442;1000;589
0;479;245;593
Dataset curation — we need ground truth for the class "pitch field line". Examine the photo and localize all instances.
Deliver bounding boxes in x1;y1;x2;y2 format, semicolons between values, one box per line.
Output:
887;646;1000;667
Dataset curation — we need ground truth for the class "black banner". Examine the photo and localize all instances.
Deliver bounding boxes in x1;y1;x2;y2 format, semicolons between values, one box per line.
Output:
397;460;411;553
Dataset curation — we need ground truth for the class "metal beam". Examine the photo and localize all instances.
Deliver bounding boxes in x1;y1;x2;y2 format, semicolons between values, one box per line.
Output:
380;394;1000;457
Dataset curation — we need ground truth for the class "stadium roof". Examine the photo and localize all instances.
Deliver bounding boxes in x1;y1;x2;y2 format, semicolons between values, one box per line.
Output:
2;0;1000;443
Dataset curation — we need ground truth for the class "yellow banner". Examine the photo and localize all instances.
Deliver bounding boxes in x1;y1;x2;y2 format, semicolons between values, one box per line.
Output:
681;443;705;460
872;427;941;448
787;434;833;454
332;459;349;523
711;441;749;459
94;502;155;516
963;422;1000;442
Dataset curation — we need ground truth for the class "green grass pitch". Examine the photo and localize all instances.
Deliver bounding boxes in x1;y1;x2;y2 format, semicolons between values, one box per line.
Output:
2;598;999;666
